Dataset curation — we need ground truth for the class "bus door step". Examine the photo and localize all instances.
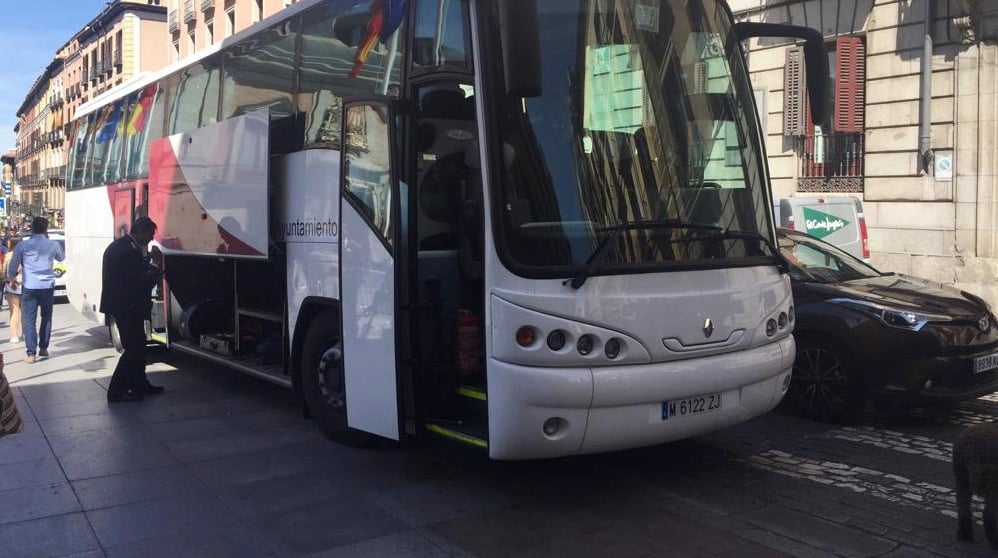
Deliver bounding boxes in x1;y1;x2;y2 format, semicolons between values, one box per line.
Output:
425;419;488;450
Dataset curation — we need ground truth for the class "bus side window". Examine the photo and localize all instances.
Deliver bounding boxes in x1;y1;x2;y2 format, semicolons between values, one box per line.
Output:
222;21;298;153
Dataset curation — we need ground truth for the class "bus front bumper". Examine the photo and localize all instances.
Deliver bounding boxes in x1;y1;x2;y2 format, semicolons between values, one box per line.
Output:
486;335;794;460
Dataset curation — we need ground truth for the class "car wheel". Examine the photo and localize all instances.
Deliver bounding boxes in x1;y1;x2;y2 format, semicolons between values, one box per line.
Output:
790;336;867;421
300;310;372;447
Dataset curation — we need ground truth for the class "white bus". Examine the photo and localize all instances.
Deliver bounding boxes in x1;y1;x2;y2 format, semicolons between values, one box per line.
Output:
66;0;829;459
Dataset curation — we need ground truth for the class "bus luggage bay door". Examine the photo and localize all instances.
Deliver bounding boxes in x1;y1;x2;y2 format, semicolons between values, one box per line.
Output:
338;102;400;440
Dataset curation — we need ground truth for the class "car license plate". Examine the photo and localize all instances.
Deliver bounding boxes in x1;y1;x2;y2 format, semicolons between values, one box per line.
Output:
662;392;722;420
974;353;998;374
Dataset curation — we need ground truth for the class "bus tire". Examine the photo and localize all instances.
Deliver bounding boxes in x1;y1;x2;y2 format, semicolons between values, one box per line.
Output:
108;318;124;353
300;311;371;447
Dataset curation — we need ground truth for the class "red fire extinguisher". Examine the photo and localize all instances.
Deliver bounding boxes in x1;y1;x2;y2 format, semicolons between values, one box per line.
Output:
456;309;482;378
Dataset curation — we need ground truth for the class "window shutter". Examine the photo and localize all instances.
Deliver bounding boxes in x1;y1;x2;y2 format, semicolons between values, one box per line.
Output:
834;37;866;133
783;46;806;136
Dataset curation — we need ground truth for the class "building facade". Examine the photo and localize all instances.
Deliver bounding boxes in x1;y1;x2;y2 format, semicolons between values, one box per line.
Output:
730;0;998;306
167;0;300;62
13;0;168;227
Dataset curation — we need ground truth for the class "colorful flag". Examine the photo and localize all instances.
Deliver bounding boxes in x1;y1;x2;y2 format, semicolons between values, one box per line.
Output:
96;103;122;143
126;85;157;136
349;0;406;78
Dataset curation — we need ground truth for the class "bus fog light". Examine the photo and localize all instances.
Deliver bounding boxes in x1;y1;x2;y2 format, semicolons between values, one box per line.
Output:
542;417;566;437
577;334;594;355
778;312;788;329
516;326;537;347
788;305;795;323
766;319;778;337
604;338;621;359
547;330;566;351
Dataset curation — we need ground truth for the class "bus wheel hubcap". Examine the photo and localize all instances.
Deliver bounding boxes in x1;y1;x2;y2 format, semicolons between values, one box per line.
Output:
316;343;345;409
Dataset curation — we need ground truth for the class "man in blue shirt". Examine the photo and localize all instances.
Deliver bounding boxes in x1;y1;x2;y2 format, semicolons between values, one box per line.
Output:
6;217;65;363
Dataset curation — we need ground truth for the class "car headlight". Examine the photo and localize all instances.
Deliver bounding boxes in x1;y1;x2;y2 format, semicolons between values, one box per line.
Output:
828;298;951;331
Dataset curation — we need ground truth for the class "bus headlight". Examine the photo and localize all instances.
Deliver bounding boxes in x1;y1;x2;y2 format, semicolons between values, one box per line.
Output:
604;338;621;359
577;334;594;356
547;330;566;351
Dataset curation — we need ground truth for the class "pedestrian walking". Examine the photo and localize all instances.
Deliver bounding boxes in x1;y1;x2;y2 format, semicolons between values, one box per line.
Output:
3;237;23;343
6;217;64;363
101;217;164;403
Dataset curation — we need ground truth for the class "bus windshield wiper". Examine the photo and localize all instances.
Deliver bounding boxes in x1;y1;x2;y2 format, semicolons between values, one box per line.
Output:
694;229;790;274
565;219;724;290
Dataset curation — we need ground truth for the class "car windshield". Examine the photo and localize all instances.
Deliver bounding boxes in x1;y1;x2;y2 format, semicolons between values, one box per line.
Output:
495;0;772;275
778;230;881;283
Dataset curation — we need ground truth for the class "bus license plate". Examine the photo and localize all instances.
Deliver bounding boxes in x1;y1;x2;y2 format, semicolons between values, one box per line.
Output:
662;392;722;420
974;353;998;374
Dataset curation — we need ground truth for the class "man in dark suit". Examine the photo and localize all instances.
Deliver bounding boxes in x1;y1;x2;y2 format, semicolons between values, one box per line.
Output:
101;217;164;403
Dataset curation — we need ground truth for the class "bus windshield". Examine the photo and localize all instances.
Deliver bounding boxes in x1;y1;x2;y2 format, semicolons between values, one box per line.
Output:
496;0;771;273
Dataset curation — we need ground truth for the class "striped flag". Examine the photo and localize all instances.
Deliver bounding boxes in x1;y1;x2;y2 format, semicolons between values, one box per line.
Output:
349;0;406;78
126;84;157;136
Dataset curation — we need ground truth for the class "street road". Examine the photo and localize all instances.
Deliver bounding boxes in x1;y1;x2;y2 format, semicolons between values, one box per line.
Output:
2;303;994;557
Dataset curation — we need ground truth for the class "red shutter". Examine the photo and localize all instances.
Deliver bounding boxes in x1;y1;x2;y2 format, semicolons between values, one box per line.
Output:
783;46;806;136
834;37;866;133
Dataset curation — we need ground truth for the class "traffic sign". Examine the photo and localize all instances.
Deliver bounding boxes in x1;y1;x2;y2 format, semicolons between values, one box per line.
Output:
0;198;7;215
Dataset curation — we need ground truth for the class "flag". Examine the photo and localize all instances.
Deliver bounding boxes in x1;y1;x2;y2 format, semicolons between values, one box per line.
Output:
380;0;405;42
91;106;111;143
126;85;156;136
96;103;122;144
349;0;406;78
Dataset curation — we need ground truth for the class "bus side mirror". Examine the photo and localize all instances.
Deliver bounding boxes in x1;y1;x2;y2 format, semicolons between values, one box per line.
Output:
734;22;830;128
498;0;542;98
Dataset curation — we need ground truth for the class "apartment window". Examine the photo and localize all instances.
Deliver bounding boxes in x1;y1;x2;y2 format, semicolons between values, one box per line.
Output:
188;29;196;54
207;20;214;44
173;39;180;61
226;8;235;37
254;0;263;22
784;36;866;192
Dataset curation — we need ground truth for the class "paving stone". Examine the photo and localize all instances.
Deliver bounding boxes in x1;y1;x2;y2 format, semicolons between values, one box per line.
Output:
0;513;100;558
0;482;80;525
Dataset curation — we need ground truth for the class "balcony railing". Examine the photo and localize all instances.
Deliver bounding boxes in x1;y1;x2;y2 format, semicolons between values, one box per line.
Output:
169;9;179;32
113;49;122;68
796;132;865;193
201;0;214;11
184;0;197;22
82;67;89;83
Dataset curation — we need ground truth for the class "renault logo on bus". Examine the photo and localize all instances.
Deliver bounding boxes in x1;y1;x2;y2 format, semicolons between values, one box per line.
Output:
703;318;714;338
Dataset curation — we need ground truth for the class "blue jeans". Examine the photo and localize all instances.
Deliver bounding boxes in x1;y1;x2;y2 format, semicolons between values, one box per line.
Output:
22;288;54;356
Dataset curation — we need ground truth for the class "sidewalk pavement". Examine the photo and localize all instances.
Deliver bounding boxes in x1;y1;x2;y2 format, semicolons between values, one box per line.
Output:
0;306;470;558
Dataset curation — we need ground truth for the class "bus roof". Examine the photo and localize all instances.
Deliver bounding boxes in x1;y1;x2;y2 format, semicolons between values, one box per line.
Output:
73;0;326;121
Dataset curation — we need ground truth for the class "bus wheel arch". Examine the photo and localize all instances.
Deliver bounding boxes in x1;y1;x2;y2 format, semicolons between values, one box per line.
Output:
298;305;372;447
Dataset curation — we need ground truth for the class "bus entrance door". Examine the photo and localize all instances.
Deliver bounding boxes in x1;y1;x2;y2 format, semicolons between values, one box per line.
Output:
338;102;400;441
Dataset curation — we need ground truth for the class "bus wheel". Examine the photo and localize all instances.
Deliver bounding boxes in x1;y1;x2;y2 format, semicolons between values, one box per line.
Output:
301;312;371;447
108;318;124;353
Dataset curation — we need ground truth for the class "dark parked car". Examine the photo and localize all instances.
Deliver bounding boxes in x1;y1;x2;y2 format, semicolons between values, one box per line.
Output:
778;228;998;421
